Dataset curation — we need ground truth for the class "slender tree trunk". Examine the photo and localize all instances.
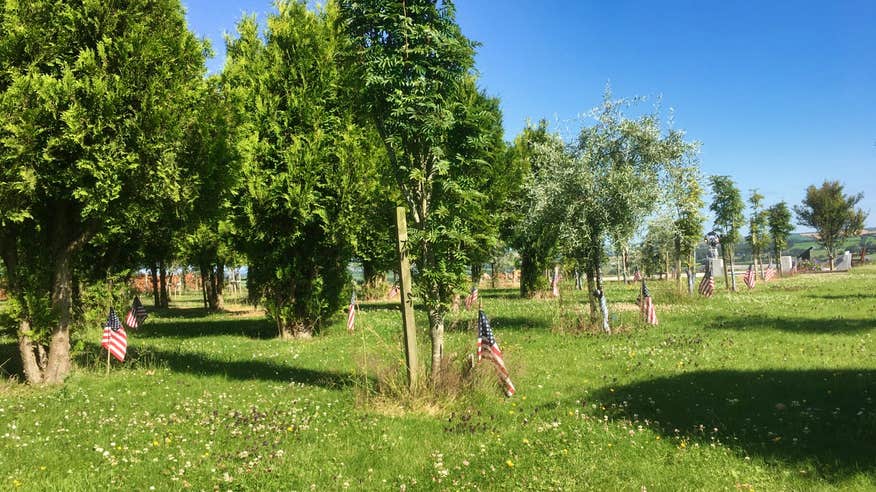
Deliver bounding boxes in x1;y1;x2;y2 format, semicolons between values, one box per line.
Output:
159;261;169;308
199;264;209;309
428;306;445;381
585;268;598;326
18;322;45;384
214;264;225;310
490;261;498;288
728;246;737;291
595;263;610;334
150;263;160;307
721;246;730;289
470;263;482;286
621;247;629;284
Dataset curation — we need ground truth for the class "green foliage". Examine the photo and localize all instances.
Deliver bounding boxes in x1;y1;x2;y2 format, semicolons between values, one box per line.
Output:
746;190;768;260
506;121;558;297
708;176;745;249
0;0;208;381
794;181;867;269
766;201;793;259
225;3;374;336
665;162;705;272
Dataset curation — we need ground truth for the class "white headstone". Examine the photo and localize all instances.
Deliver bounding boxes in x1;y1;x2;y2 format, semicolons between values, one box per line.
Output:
710;258;725;277
780;255;793;274
834;251;853;271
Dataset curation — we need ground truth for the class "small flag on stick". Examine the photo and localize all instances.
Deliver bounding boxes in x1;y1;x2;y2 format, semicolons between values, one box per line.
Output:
698;265;715;298
763;265;777;282
743;264;756;289
476;310;515;396
346;291;357;333
125;296;148;329
464;285;479;310
387;284;399;299
101;307;127;362
640;280;658;325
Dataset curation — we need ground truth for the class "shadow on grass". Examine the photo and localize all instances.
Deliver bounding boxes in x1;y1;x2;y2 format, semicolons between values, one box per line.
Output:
705;314;876;334
806;293;876;301
138;317;276;340
591;369;876;479
75;342;366;389
0;341;21;379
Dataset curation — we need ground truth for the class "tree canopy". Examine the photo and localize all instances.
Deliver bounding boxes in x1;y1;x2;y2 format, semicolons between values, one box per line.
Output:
794;181;867;271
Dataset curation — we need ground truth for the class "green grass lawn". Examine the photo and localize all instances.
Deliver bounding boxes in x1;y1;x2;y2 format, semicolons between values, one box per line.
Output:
1;267;875;490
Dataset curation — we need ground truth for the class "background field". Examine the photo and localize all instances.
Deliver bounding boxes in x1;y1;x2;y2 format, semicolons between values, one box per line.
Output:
1;267;874;490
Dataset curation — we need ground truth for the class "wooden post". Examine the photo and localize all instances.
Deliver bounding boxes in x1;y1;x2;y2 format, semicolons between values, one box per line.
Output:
395;207;418;389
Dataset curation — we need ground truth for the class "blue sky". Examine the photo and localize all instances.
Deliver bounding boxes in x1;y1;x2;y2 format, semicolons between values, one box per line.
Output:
182;0;875;230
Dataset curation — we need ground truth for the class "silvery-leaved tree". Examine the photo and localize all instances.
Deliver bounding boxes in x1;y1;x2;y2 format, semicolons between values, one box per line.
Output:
746;190;768;278
224;3;377;339
709;176;745;291
339;0;503;380
0;0;207;384
528;94;695;333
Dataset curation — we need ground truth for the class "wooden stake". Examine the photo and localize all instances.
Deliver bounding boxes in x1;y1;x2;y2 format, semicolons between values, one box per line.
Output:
395;207;418;390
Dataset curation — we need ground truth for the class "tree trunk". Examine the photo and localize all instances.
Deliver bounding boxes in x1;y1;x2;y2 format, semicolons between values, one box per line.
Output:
621;247;629;284
519;250;547;298
213;264;224;310
470;263;482;286
721;246;731;289
200;264;209;309
18;322;45;384
490;261;498;289
595;263;610;334
728;246;737;291
150;263;160;307
44;249;73;384
428;306;445;381
277;318;314;339
159;261;169;308
585;268;598;326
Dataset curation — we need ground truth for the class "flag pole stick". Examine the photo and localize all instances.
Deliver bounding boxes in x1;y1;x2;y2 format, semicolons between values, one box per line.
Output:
106;278;113;376
106;347;111;376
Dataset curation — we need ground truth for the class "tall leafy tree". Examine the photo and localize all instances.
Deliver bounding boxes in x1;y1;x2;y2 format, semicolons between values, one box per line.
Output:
794;181;867;271
339;0;500;379
0;0;207;383
666;163;705;292
225;3;373;338
709;176;745;291
506;121;559;298
766;201;793;271
746;190;768;278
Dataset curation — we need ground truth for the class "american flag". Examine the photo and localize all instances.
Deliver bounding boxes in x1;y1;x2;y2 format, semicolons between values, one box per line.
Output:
640;280;658;325
763;265;777;282
698;265;715;297
464;285;479;310
476;309;515;396
633;269;643;282
387;284;399;299
346;291;357;333
125;296;148;329
101;307;127;362
551;267;560;297
743;264;756;289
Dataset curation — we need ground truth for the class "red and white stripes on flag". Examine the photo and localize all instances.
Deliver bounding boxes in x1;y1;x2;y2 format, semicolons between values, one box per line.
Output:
346;291;357;333
101;307;127;362
476;309;515;396
743;264;756;289
464;286;478;310
633;269;643;282
698;266;715;297
763;265;777;282
640;281;658;325
387;284;399;299
125;296;147;329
